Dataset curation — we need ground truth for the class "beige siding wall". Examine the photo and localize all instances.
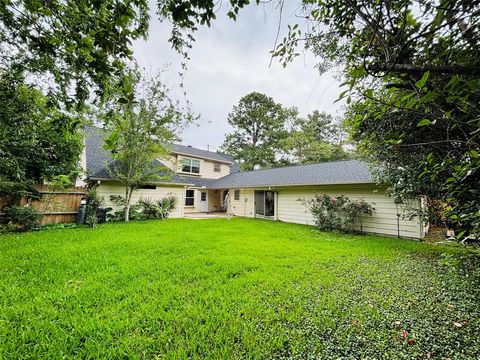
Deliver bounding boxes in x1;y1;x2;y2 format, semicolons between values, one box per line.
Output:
208;190;223;212
96;181;185;218
229;189;255;217
275;185;422;239
167;154;230;179
184;188;201;213
226;185;423;239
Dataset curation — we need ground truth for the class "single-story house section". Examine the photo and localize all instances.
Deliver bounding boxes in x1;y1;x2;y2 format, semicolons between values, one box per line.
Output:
81;126;427;239
209;161;428;239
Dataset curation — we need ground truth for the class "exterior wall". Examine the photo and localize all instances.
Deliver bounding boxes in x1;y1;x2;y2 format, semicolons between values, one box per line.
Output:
96;181;185;218
208;190;223;212
184;187;202;213
226;184;424;239
167;154;231;179
76;139;88;186
229;189;255;217
275;184;422;239
183;188;224;213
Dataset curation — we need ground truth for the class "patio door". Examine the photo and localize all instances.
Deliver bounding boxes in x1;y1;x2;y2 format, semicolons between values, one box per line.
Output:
254;190;275;218
200;191;208;212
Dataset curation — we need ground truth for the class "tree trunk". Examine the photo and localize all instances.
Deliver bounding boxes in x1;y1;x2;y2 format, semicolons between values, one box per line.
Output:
124;187;131;222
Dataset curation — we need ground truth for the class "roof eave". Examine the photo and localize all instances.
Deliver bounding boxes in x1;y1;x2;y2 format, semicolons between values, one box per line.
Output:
171;151;233;164
87;177;194;187
207;180;374;189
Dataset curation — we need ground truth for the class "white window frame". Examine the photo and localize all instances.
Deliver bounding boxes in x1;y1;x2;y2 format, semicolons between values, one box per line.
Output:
213;162;221;173
234;190;240;201
185;189;195;206
182;158;200;174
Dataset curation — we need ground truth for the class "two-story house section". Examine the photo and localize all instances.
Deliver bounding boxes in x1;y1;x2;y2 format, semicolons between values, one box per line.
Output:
166;144;237;214
81;126;238;217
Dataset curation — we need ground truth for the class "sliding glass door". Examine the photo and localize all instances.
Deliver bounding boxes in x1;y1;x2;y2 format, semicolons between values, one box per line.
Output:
254;190;275;218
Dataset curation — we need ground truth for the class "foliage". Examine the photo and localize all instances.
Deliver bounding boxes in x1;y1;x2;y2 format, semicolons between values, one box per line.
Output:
0;218;479;358
0;74;83;193
281;110;350;164
84;187;104;228
1;205;42;232
0;0;149;105
220;92;291;170
302;194;375;233
158;0;480;236
138;196;177;220
107;195;143;222
102;66;192;221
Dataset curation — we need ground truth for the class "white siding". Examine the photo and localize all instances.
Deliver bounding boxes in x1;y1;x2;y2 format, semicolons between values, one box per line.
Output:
96;181;185;218
229;189;255;217
174;155;231;179
275;185;422;239
226;184;423;239
208;190;222;212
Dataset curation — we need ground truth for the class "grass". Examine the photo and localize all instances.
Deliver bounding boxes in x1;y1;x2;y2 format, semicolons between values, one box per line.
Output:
0;218;479;359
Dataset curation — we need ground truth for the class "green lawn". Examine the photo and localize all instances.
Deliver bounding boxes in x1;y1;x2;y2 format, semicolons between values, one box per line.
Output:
0;218;479;359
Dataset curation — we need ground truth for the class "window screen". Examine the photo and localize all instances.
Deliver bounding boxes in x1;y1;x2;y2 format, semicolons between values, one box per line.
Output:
182;158;200;174
185;189;195;206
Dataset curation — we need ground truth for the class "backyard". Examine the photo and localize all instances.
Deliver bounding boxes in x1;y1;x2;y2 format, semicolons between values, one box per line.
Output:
0;218;479;359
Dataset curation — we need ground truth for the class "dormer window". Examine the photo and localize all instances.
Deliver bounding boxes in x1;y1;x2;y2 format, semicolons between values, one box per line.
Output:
182;158;200;174
214;163;221;172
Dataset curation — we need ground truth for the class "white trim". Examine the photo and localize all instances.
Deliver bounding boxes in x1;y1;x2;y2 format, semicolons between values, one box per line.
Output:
172;151;233;164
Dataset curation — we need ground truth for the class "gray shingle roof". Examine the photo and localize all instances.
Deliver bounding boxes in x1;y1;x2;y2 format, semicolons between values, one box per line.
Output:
85;126;372;189
179;176;220;188
171;144;233;163
85;126;192;185
85;126;237;183
207;160;373;189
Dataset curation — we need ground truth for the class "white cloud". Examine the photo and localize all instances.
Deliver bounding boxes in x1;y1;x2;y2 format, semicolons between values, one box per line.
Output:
133;2;345;151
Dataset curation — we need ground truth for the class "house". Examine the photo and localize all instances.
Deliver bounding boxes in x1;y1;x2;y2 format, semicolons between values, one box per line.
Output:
81;126;427;239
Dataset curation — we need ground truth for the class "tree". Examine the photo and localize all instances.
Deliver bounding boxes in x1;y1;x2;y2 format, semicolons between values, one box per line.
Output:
0;0;150;105
281;111;349;164
102;68;191;221
158;0;480;236
0;72;82;205
221;92;290;170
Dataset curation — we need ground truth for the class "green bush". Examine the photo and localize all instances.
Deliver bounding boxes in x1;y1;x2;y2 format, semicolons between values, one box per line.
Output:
108;195;178;221
107;195;143;221
138;196;177;220
302;194;375;233
2;205;43;232
85;187;104;227
156;196;177;219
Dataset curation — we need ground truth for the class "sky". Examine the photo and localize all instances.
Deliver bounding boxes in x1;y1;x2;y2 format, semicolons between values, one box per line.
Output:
133;1;345;151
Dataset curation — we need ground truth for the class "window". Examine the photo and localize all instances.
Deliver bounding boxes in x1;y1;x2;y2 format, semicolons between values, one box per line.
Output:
200;192;207;201
139;185;156;190
214;163;221;172
185;190;195;206
182;158;200;174
234;190;240;201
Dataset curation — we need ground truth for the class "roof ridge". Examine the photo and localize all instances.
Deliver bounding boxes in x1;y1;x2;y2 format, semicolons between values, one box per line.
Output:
85;125;229;157
238;159;365;174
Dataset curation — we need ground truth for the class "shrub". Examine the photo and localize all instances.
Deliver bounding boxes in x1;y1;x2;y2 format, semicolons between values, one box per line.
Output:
302;194;375;233
85;187;104;228
156;196;177;219
2;205;43;232
138;198;162;220
107;195;143;221
138;196;178;220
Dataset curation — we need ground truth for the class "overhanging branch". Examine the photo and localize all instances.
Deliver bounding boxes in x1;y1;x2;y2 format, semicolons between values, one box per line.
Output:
368;63;480;76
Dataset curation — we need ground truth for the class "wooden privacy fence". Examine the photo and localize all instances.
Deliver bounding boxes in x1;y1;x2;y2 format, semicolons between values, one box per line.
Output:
0;185;87;225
